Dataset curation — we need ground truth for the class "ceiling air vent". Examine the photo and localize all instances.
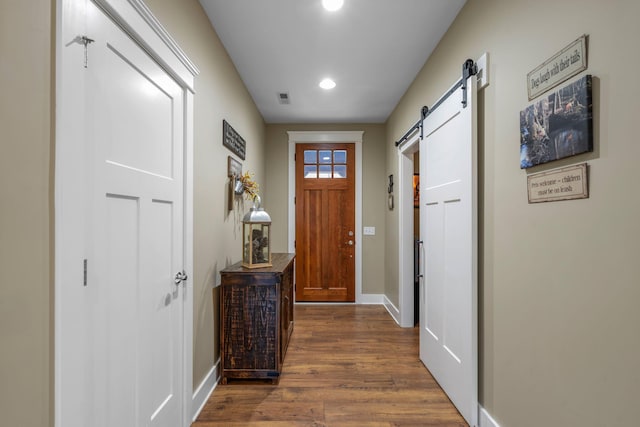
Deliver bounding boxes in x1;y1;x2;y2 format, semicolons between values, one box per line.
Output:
277;92;290;105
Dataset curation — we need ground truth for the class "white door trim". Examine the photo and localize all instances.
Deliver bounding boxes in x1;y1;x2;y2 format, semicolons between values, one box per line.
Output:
397;132;421;327
287;131;366;302
55;1;198;425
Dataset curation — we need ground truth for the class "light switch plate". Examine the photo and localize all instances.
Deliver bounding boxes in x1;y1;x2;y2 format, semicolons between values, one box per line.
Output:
363;226;376;236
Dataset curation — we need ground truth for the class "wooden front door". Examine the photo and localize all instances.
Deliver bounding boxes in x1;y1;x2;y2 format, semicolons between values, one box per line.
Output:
295;143;355;302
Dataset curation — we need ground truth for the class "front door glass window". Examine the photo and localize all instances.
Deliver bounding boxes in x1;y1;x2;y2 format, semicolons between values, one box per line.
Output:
303;149;347;179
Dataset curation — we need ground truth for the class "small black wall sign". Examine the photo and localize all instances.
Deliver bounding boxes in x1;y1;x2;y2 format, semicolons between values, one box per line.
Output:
223;119;246;160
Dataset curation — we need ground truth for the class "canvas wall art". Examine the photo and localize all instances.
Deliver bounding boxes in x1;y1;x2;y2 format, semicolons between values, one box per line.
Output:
520;74;593;169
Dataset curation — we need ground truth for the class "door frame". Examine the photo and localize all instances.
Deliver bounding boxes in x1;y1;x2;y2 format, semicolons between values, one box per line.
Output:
397;132;421;327
287;131;372;303
396;55;487;330
55;0;198;425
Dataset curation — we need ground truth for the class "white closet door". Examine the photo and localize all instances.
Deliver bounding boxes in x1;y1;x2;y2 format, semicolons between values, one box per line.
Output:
58;1;186;425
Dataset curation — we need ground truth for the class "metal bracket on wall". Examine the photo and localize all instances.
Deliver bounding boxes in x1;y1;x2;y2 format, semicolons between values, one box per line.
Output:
419;105;429;140
476;52;490;90
461;59;478;108
395;57;481;148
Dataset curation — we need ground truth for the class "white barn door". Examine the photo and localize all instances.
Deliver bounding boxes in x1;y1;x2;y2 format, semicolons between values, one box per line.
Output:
419;75;478;426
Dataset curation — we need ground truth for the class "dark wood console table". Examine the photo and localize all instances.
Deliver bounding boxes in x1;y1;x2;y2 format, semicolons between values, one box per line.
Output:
220;253;295;384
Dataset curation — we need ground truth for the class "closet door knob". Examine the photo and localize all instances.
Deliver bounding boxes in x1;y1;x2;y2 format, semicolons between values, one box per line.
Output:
174;270;188;285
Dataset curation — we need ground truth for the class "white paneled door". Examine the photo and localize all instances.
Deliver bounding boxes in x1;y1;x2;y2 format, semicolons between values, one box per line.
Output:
58;2;186;426
87;3;185;426
419;75;478;426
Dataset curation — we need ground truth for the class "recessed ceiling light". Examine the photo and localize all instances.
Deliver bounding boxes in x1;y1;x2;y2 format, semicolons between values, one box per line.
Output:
319;78;336;90
322;0;344;12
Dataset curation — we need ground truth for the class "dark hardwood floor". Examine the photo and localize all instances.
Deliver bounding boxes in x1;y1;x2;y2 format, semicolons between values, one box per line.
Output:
193;304;467;427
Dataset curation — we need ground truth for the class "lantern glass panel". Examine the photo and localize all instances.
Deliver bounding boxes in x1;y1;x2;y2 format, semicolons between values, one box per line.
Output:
243;224;250;264
243;222;271;268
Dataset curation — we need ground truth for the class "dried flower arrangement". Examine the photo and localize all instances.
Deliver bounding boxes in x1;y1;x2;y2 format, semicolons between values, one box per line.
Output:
238;171;259;200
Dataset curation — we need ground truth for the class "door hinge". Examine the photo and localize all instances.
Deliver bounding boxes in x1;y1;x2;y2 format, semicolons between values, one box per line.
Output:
75;35;94;68
83;259;88;287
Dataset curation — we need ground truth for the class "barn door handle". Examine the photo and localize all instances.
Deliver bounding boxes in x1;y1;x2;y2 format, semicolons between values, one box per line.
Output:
174;270;188;285
416;240;424;281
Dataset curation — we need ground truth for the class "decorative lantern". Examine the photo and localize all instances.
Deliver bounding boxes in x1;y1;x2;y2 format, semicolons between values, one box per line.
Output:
242;196;272;269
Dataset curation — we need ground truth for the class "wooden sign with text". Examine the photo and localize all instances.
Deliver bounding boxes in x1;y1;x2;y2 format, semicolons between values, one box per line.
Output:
527;35;587;100
527;163;589;203
223;119;246;160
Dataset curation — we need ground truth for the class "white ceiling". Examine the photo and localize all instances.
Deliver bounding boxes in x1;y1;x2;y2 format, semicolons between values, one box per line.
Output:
198;0;466;124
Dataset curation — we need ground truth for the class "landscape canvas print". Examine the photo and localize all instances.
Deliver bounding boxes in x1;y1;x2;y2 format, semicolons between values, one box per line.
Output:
520;75;593;168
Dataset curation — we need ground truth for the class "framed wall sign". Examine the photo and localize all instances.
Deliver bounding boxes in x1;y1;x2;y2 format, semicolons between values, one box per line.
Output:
527;35;588;100
527;163;589;203
223;119;246;160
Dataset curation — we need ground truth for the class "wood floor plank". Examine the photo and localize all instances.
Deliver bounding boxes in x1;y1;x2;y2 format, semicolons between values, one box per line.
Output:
192;305;467;426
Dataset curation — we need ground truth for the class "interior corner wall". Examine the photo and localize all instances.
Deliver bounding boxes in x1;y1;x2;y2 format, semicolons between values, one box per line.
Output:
264;123;387;296
143;0;266;391
386;0;640;426
0;1;53;426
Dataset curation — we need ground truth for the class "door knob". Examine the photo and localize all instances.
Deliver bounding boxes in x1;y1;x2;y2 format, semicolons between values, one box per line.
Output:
348;240;353;246
174;270;188;285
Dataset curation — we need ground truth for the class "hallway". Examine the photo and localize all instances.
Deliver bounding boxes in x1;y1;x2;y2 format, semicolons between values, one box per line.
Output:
193;305;467;426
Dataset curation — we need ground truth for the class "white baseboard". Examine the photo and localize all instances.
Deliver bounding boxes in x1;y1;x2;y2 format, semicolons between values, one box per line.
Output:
479;405;500;427
191;358;219;422
383;295;401;325
357;293;384;304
